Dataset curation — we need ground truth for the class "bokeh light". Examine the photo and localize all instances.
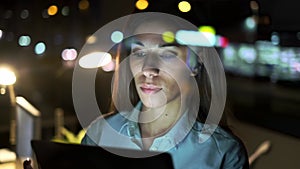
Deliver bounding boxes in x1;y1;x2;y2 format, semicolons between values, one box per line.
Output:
79;52;112;69
215;35;229;48
20;9;29;19
86;35;97;44
79;0;90;10
42;9;50;18
136;0;149;10
292;61;300;72
61;48;78;61
102;59;115;72
162;31;175;43
250;1;259;11
198;26;216;46
48;5;58;16
245;17;256;30
178;1;191;12
176;30;214;47
34;42;46;55
18;35;31;47
0;67;16;86
238;45;257;64
198;25;216;35
222;45;238;71
0;87;5;95
0;30;3;39
61;6;70;16
297;32;300;40
223;45;236;60
256;41;280;65
111;31;124;43
271;32;280;45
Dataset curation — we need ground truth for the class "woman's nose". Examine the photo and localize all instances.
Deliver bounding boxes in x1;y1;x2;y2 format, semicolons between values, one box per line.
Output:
143;68;159;78
142;54;160;78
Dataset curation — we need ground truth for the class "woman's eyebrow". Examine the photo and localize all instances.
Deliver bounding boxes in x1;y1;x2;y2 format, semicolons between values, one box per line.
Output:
159;43;180;47
131;40;144;46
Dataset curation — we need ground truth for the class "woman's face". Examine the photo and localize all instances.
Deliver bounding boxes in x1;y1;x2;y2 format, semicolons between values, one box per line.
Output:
129;22;195;108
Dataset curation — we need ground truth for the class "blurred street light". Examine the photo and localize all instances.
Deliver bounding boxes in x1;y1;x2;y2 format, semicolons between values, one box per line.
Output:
0;67;16;86
0;66;17;146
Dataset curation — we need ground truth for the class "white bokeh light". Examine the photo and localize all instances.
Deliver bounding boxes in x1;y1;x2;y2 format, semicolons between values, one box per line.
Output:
79;52;112;69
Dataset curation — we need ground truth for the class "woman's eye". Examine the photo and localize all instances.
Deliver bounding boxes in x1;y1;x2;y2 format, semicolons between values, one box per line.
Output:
132;50;147;57
160;51;177;59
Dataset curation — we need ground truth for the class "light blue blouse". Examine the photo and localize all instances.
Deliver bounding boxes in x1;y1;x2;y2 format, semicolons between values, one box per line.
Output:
81;103;249;169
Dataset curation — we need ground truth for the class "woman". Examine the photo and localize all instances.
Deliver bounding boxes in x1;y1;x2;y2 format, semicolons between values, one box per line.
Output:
81;12;249;169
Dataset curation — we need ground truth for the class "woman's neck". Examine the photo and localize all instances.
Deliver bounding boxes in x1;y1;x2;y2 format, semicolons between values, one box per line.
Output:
139;97;184;138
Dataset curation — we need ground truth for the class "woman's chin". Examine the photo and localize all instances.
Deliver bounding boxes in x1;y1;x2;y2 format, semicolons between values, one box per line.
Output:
143;102;165;109
141;98;166;109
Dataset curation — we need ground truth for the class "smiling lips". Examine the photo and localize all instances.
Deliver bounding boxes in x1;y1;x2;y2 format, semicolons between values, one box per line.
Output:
140;84;162;94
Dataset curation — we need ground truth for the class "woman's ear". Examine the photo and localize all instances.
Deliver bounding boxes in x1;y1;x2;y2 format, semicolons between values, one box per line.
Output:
190;70;198;76
190;64;201;76
187;46;201;76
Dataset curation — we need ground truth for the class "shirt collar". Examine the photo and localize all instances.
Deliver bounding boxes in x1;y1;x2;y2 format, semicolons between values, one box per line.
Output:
124;102;196;149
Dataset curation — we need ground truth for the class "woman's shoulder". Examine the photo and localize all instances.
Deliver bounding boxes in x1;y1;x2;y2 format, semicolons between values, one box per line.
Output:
82;112;129;144
87;111;127;129
192;122;245;150
189;122;249;168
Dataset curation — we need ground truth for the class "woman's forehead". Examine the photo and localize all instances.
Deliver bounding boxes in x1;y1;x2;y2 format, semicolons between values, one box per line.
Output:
133;20;179;35
130;34;188;51
132;34;166;46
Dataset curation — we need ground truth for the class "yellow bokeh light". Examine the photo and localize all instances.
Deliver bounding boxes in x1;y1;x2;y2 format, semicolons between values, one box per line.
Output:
135;0;149;10
162;31;175;43
86;35;97;44
199;26;216;35
79;0;90;10
48;5;58;16
178;1;191;12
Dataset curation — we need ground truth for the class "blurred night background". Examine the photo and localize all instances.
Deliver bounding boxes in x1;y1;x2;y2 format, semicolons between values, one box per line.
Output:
0;0;300;168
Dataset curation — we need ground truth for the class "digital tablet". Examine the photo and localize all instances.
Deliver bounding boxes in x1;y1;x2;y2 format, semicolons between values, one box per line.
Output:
31;140;174;169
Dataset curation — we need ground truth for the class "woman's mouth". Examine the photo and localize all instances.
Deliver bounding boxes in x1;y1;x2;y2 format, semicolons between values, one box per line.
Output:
140;84;162;94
